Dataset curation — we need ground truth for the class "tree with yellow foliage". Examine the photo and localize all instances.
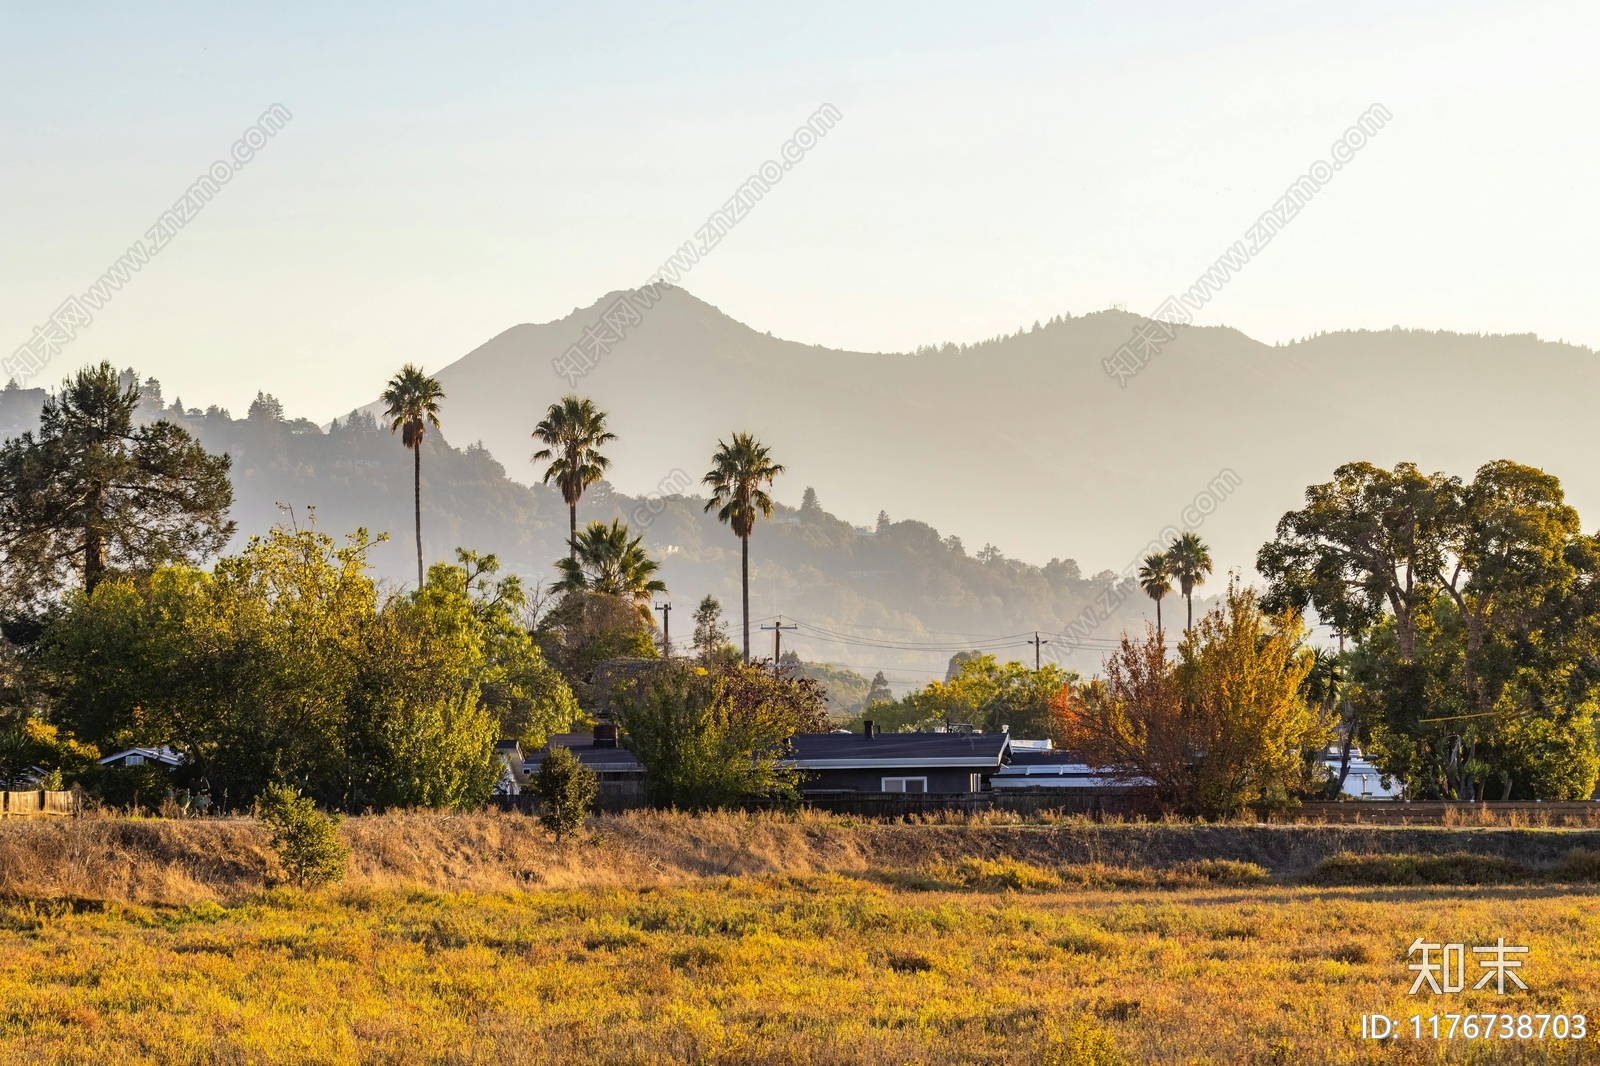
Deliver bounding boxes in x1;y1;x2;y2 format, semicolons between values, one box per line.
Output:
1054;581;1331;818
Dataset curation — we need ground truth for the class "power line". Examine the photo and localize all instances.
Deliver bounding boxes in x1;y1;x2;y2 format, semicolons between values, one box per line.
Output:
759;615;798;674
655;601;672;657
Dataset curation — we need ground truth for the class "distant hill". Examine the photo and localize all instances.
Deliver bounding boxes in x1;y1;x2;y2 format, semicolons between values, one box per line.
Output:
0;381;44;441
383;287;1600;593
13;286;1598;684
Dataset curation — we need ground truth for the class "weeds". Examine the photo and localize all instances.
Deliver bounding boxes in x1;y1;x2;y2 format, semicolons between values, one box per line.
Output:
1304;849;1600;886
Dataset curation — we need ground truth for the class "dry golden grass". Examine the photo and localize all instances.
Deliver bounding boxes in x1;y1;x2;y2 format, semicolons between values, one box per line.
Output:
3;870;1600;1064
4;812;1600;1064
8;808;1600;905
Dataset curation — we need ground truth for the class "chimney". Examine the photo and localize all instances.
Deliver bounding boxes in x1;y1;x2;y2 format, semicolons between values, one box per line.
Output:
593;720;618;749
863;720;875;739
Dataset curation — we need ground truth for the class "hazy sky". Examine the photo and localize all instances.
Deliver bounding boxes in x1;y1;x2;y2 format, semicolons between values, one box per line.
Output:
4;0;1597;425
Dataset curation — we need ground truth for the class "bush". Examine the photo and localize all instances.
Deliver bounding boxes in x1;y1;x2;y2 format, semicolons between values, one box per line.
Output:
616;662;812;811
1169;859;1271;886
533;745;597;842
94;762;173;812
257;783;349;888
1306;851;1529;886
1558;847;1600;881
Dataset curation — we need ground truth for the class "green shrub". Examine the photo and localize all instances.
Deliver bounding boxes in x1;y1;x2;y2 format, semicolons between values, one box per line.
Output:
94;762;173;812
1170;859;1271;886
533;745;597;842
616;662;810;811
257;783;349;888
1557;847;1600;881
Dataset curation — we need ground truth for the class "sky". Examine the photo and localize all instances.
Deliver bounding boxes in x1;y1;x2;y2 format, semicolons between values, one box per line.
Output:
4;0;1598;426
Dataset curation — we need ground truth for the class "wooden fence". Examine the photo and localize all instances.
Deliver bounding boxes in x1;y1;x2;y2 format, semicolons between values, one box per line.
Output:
789;790;1154;819
1;790;80;817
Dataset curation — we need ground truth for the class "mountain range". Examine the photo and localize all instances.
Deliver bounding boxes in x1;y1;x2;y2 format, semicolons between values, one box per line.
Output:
7;285;1599;686
366;286;1600;593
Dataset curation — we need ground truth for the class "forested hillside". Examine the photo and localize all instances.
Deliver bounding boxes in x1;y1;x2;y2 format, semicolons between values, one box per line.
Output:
0;379;1155;686
395;287;1600;586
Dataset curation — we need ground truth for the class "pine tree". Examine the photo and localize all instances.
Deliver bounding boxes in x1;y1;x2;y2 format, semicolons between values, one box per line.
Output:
692;595;728;660
0;361;234;605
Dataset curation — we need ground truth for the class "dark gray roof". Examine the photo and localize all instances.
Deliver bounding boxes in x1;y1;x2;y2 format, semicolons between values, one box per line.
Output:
785;732;1009;769
533;733;644;772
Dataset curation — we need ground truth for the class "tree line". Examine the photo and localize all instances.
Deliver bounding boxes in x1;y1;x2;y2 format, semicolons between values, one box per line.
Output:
1054;458;1600;814
7;360;1591;817
0;361;818;812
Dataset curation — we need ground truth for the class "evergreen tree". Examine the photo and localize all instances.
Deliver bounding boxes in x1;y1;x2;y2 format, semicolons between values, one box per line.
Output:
703;433;785;663
530;396;616;561
533;744;597;841
0;361;234;605
863;670;894;708
692;594;728;660
248;392;285;422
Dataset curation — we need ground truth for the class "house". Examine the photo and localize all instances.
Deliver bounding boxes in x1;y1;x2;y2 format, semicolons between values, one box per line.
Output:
1325;749;1403;799
526;723;648;809
988;738;1155;790
784;723;1010;793
98;747;183;771
493;740;524;795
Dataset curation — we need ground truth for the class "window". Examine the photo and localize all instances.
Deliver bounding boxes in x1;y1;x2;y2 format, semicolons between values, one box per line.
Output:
125;754;145;767
882;777;927;793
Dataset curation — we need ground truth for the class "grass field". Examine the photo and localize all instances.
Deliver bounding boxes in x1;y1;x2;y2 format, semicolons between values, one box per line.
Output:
5;848;1600;1065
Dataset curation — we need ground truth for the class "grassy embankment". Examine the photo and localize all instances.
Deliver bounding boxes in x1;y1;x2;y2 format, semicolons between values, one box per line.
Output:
4;810;1600;1065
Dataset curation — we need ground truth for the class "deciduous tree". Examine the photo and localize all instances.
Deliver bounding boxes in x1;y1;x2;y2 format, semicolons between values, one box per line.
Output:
1055;584;1328;817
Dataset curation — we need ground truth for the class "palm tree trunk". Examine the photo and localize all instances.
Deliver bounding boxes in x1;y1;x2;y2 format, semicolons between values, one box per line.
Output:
1185;593;1193;633
569;503;578;562
1155;597;1162;635
413;443;424;587
741;534;751;664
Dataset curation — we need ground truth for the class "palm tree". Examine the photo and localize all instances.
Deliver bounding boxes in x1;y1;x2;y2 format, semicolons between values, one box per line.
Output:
381;364;445;587
553;518;666;617
1166;531;1214;633
530;396;616;560
1137;553;1172;635
702;432;785;663
1303;647;1353;798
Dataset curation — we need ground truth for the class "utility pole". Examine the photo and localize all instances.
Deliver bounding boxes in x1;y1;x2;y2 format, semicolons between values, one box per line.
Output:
760;616;797;676
656;601;672;658
1027;631;1049;671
